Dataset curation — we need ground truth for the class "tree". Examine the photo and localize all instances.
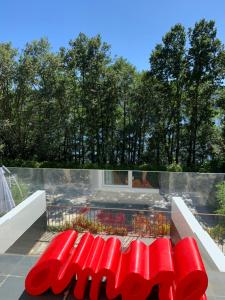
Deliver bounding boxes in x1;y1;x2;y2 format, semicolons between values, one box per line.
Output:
14;38;55;159
150;24;186;165
185;19;225;167
0;43;18;158
65;33;111;163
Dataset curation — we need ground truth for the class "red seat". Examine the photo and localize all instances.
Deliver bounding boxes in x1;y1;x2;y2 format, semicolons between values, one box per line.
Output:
25;230;208;300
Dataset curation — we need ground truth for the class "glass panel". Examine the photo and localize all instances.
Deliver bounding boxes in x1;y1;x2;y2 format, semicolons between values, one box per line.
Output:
104;171;128;185
132;171;159;189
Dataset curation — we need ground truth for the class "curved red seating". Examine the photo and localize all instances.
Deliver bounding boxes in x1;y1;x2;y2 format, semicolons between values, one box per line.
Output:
25;230;208;300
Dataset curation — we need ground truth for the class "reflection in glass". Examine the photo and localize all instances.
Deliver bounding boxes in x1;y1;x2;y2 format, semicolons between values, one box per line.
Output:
132;171;159;188
104;171;128;185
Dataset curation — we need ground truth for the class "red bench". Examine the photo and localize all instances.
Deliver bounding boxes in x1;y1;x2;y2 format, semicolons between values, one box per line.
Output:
25;230;208;300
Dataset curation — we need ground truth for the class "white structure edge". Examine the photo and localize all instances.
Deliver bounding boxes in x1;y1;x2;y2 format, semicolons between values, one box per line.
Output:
0;190;46;253
172;196;225;272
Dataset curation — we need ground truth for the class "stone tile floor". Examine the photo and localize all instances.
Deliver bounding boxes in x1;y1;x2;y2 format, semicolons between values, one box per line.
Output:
0;254;159;300
0;254;41;300
0;251;117;299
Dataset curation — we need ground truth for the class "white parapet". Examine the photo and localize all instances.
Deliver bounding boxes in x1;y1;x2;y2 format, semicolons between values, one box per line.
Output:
0;190;46;253
172;196;225;272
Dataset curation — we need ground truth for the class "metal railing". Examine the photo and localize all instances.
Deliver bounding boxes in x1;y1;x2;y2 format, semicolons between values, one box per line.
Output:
194;212;225;253
46;204;225;253
47;205;171;238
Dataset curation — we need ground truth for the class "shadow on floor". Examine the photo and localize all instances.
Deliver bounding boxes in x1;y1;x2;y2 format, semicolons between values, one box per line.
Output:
19;290;64;299
18;284;159;300
6;213;47;255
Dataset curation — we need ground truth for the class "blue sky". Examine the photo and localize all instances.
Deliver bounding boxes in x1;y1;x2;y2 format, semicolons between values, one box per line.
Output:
1;0;225;70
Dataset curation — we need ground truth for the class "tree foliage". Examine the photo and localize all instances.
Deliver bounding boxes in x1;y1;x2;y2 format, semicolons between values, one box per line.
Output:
0;20;225;171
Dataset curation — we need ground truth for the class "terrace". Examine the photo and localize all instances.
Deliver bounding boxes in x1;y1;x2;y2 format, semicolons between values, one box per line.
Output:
0;168;225;299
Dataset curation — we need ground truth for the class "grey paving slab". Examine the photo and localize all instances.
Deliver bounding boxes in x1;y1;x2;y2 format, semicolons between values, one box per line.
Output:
0;276;65;300
0;275;7;287
0;255;23;275
0;276;25;300
206;271;225;300
11;256;39;277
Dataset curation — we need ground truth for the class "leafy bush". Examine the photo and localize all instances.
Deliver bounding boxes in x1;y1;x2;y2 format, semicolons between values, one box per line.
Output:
132;212;170;236
215;181;225;214
166;162;183;172
208;224;225;243
138;164;151;171
1;159;174;171
2;159;41;168
47;215;128;236
199;159;225;173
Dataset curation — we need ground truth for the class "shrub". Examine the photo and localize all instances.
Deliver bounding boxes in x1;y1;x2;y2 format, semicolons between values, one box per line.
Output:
47;215;129;236
138;164;151;171
2;159;41;168
215;181;225;214
112;227;128;236
208;225;225;244
166;162;183;172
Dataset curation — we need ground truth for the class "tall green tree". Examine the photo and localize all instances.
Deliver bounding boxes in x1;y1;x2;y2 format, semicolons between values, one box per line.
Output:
65;33;111;163
0;43;17;158
150;24;186;164
185;19;225;167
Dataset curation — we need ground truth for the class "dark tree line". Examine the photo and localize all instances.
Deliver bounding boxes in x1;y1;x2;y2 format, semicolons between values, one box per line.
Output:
1;19;225;171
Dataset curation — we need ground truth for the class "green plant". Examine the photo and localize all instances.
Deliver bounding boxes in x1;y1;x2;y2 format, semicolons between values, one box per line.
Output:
47;215;129;237
138;164;151;171
208;225;225;244
215;181;225;214
10;179;29;205
47;224;72;232
112;227;128;236
166;162;183;172
156;223;171;236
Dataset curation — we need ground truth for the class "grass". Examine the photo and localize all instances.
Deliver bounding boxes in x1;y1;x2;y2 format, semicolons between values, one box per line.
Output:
10;178;29;206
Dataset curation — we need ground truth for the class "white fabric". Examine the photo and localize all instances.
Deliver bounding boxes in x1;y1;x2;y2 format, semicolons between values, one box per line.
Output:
0;167;15;214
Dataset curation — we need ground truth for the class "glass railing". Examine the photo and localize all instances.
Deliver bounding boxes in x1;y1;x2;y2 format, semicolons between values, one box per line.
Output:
5;167;225;214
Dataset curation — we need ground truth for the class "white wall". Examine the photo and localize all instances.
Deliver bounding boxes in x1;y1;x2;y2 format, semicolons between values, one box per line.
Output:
172;196;225;272
0;190;46;253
